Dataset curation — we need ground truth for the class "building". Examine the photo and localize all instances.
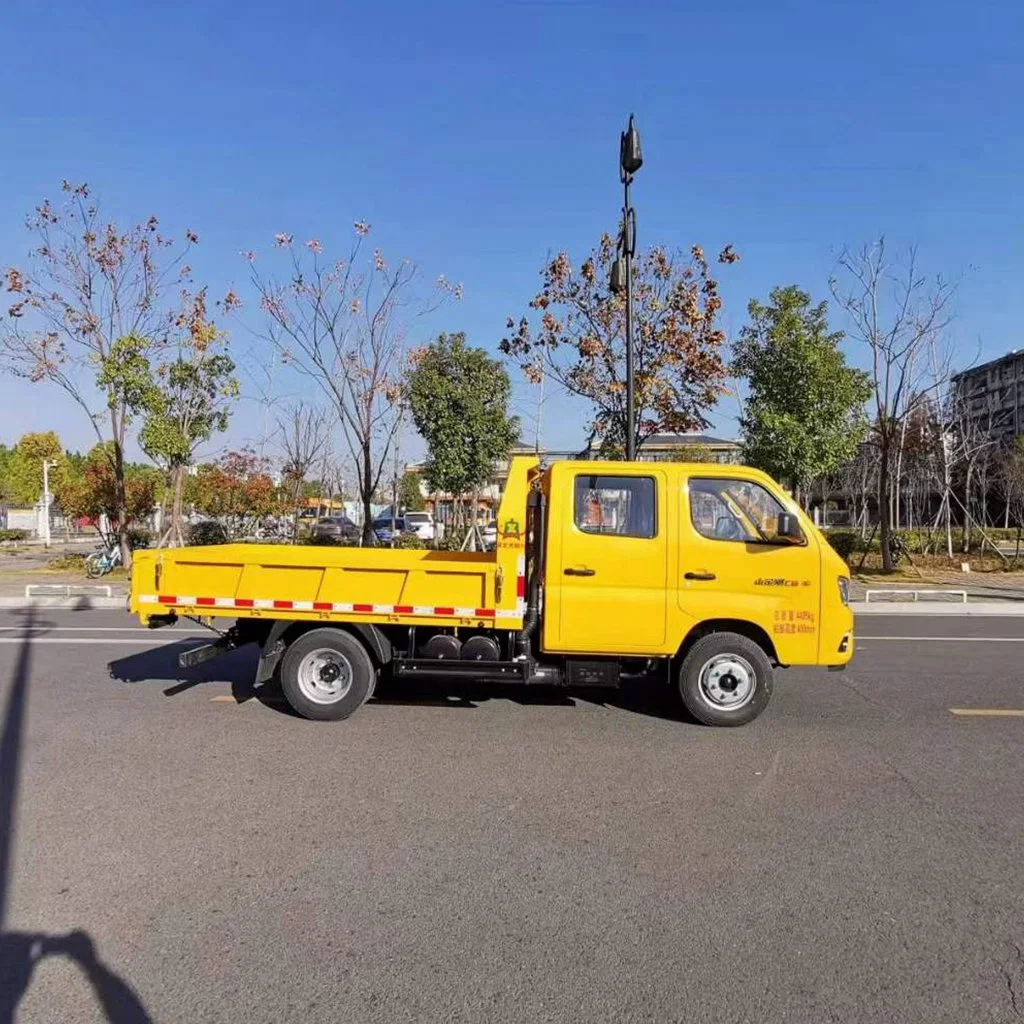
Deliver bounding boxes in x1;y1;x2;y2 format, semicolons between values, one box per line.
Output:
951;351;1024;445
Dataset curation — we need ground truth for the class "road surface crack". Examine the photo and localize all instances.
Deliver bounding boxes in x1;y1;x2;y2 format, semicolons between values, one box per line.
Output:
998;943;1024;1018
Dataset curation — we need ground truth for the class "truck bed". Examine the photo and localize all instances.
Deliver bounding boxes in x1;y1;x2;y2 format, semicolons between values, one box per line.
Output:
130;543;526;628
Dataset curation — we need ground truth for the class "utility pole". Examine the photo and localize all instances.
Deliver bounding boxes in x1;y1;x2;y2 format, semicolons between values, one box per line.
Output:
609;115;643;460
41;459;54;548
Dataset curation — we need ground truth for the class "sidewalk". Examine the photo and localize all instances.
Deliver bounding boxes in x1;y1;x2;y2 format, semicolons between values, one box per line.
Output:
0;570;127;608
851;570;1024;605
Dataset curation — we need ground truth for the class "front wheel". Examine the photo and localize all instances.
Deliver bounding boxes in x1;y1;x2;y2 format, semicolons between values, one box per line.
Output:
279;628;376;721
678;632;774;727
85;553;106;579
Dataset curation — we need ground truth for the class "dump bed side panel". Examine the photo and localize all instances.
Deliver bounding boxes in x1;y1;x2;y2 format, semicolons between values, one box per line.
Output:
131;543;522;628
130;456;541;631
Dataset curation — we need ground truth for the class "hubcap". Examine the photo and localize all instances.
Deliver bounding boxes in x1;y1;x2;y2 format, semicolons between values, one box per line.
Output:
698;653;756;710
296;648;353;704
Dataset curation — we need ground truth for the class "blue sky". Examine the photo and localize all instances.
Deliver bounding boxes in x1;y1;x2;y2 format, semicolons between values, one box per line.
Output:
1;0;1022;463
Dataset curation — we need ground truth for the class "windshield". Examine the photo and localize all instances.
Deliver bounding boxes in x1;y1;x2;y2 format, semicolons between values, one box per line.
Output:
405;513;430;524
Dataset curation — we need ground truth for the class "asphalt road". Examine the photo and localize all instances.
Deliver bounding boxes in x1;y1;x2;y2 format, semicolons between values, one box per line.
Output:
1;610;1023;1024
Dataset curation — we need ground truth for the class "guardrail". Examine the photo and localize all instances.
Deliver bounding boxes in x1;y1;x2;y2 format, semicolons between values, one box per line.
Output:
24;584;113;598
864;588;967;604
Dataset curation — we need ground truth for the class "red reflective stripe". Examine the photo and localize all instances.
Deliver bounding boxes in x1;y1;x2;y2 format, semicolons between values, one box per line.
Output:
273;600;293;609
353;603;373;613
434;606;455;616
235;598;255;608
313;602;333;611
516;575;526;598
394;605;413;614
158;595;176;605
475;608;496;618
196;597;216;607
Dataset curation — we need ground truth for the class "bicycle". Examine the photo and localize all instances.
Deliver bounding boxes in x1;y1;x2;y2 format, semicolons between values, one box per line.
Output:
85;541;122;578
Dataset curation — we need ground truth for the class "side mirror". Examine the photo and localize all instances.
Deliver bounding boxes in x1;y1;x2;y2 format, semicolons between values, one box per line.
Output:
776;512;803;542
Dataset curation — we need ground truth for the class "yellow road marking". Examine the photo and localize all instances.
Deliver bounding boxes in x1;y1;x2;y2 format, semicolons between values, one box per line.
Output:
209;695;236;703
949;708;1024;717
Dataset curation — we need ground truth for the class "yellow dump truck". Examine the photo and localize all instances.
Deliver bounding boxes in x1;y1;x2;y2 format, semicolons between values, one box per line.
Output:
130;457;853;726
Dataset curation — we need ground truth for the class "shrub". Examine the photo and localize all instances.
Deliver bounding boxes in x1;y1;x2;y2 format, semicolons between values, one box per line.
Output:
0;529;29;543
306;534;340;547
394;533;427;550
188;520;229;546
825;531;860;561
126;527;151;550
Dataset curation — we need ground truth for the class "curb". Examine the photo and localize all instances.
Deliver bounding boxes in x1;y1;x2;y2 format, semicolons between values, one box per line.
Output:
0;596;128;610
852;601;1024;616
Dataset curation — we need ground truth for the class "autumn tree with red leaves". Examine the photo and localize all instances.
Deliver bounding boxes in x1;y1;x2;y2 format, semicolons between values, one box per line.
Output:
0;181;209;565
501;236;739;456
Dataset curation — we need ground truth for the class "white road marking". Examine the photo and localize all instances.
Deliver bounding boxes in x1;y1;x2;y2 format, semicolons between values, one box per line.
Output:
858;636;1024;642
0;638;205;646
0;626;207;633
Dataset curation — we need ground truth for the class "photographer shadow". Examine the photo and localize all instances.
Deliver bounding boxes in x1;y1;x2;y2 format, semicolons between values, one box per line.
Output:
1;610;153;1023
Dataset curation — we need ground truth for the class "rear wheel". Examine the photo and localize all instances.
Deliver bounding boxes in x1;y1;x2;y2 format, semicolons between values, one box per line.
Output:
280;628;376;721
678;632;774;727
85;553;105;579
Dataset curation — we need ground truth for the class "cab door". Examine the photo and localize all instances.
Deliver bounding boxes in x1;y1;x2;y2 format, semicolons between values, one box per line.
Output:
547;468;669;654
678;475;821;661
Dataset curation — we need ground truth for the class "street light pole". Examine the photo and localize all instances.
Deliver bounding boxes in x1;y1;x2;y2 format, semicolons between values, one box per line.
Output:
614;115;643;460
42;458;53;549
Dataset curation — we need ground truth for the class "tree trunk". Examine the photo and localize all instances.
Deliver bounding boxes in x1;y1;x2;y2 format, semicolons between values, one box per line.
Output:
112;435;132;570
962;462;974;554
360;443;374;546
878;435;893;571
169;464;186;547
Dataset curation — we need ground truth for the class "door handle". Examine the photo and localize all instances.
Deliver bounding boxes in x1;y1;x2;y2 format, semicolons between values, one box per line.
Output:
684;571;716;581
564;567;597;577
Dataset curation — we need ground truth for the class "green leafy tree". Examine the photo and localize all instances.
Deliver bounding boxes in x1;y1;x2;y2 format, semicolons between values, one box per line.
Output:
733;286;872;500
407;333;518;534
0;432;64;505
501;237;738;455
399;470;426;512
135;292;239;546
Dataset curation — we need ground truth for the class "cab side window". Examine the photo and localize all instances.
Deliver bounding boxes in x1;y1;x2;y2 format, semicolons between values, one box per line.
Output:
574;475;657;538
689;478;799;544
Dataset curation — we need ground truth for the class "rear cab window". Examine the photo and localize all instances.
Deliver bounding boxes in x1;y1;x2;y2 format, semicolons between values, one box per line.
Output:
573;475;657;538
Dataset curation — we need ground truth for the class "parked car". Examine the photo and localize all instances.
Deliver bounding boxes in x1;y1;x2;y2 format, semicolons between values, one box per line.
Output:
404;511;442;542
481;521;497;549
372;515;407;543
311;515;360;542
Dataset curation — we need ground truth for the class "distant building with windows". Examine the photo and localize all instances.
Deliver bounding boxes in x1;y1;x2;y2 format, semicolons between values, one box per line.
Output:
951;350;1024;445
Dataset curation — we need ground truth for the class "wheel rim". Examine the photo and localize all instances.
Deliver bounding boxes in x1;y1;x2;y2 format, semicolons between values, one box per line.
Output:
296;648;353;705
698;653;757;710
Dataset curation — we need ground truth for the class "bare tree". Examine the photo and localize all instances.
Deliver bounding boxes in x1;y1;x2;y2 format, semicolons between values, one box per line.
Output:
998;439;1024;563
277;402;331;541
249;227;456;543
830;240;959;569
0;182;202;565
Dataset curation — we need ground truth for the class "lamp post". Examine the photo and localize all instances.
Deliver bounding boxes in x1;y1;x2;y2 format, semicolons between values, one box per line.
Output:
610;114;643;460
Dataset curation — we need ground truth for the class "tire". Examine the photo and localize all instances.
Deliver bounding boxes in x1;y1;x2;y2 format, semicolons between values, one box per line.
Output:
279;628;376;722
85;554;104;579
677;632;774;727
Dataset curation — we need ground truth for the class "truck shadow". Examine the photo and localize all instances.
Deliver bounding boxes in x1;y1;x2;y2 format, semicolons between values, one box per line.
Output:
2;610;154;1023
107;645;688;723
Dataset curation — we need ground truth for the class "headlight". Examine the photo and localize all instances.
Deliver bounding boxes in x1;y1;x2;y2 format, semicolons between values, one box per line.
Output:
838;577;850;606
